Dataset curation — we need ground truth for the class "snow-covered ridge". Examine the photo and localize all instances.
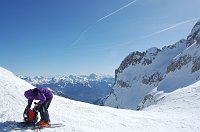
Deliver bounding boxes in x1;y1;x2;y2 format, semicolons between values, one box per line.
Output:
20;73;114;85
20;74;114;105
105;20;200;110
0;67;200;132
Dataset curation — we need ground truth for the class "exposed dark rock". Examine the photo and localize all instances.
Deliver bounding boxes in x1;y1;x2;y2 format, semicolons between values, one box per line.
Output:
117;51;145;73
187;20;200;47
192;57;200;73
167;55;192;73
117;79;130;88
142;72;163;86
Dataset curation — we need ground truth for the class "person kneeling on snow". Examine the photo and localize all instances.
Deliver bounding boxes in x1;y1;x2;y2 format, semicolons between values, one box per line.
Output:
24;87;53;127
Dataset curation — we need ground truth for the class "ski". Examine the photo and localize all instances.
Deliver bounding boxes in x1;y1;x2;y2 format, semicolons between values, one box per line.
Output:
10;122;64;130
32;123;65;130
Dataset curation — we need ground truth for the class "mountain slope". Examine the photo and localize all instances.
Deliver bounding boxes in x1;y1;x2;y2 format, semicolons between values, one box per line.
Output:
0;67;34;122
105;20;200;110
0;67;200;132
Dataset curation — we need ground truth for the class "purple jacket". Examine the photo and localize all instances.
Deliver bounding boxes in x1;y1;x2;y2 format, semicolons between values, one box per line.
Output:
24;87;53;107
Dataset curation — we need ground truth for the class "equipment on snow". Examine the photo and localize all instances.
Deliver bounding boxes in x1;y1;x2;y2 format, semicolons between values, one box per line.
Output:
8;122;65;131
23;105;38;124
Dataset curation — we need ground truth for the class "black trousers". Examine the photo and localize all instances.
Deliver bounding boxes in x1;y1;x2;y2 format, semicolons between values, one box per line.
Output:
38;98;52;122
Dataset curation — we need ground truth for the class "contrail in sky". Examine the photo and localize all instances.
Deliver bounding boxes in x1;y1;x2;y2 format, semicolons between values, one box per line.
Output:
97;0;137;22
71;25;93;46
144;18;199;38
71;0;138;46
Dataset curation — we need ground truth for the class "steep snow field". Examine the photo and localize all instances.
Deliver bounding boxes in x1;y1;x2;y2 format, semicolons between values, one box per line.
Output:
0;67;200;132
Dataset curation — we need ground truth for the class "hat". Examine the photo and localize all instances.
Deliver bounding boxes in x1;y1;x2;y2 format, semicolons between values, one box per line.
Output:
33;88;40;97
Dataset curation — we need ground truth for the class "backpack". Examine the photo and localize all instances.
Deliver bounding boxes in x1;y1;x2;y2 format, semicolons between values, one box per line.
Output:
23;106;38;124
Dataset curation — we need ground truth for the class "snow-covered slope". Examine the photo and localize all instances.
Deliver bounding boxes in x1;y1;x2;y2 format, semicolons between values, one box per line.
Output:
0;67;34;122
105;20;200;110
0;67;200;132
20;74;114;105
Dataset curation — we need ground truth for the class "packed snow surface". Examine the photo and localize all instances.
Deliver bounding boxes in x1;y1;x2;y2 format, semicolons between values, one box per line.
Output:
0;67;200;132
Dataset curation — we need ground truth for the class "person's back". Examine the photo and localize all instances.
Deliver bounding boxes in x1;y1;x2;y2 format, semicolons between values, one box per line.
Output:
37;87;53;98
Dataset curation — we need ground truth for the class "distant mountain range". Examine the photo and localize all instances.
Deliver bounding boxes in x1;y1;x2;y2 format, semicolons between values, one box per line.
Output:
105;20;200;110
20;73;114;105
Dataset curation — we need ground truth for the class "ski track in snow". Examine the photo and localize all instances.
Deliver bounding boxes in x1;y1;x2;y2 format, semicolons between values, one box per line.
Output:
0;67;200;132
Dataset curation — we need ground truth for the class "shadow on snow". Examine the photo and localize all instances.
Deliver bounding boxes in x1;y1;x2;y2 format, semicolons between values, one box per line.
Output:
0;121;18;132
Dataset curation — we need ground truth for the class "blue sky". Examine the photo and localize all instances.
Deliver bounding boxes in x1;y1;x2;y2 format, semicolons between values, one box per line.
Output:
0;0;200;76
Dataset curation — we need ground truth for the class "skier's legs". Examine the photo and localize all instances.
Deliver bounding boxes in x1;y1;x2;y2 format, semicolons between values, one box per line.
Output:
39;98;52;123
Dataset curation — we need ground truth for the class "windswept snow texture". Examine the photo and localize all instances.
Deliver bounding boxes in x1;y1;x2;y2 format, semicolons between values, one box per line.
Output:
20;74;114;105
1;67;200;132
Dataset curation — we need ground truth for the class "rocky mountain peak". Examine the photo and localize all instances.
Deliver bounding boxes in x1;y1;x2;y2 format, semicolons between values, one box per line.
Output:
116;47;162;74
187;20;200;46
116;51;145;74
